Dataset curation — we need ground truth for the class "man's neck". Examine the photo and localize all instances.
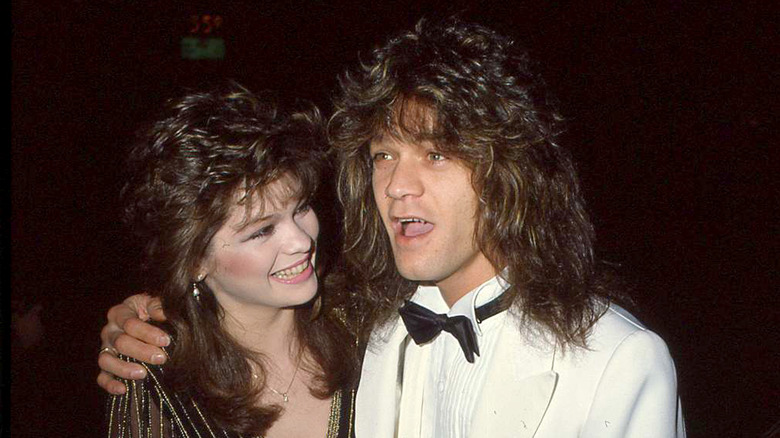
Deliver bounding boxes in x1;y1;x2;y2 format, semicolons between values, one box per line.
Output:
435;254;498;307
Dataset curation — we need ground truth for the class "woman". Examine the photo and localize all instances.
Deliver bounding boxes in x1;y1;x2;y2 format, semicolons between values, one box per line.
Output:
106;83;358;437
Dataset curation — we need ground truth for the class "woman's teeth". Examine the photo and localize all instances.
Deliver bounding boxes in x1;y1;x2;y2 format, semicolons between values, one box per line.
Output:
272;260;309;280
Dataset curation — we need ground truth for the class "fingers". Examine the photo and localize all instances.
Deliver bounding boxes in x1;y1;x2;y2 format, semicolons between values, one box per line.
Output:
102;308;170;364
104;298;171;351
97;293;170;396
124;293;154;321
97;347;149;395
112;330;168;364
147;297;167;322
98;351;147;382
105;302;143;344
96;369;133;396
123;316;170;348
97;370;127;395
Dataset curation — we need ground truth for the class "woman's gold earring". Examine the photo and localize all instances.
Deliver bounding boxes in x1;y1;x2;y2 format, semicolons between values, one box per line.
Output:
192;282;201;301
192;273;206;301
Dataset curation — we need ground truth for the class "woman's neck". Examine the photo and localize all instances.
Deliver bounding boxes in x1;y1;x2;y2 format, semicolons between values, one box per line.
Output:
222;305;300;360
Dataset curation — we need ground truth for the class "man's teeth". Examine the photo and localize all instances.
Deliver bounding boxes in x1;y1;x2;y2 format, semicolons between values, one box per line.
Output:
399;218;433;237
272;260;309;279
400;218;426;229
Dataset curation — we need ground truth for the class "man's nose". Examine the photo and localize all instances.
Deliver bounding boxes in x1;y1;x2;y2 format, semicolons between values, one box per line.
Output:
385;159;424;199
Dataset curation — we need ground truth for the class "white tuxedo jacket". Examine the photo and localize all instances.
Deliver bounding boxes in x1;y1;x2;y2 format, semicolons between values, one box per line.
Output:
355;304;686;437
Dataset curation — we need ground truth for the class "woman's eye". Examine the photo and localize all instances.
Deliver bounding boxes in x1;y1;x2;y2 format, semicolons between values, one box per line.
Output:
295;204;312;215
250;225;275;239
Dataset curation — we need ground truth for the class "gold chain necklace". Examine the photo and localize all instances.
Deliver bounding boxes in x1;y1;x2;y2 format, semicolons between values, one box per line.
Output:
253;352;303;403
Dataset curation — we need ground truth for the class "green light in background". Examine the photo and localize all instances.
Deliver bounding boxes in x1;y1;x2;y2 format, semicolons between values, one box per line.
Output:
181;37;225;60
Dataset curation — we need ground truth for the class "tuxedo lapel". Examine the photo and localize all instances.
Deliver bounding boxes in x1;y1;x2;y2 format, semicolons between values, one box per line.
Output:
355;318;410;438
469;318;558;438
396;336;431;438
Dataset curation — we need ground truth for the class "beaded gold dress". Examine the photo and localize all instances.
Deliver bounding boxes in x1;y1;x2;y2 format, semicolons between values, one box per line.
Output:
105;355;356;438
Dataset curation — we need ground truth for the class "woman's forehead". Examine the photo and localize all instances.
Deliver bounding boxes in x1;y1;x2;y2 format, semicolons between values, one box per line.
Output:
229;176;305;226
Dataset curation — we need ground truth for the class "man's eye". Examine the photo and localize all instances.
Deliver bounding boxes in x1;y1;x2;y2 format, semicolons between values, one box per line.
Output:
371;152;392;162
370;152;393;169
428;152;446;161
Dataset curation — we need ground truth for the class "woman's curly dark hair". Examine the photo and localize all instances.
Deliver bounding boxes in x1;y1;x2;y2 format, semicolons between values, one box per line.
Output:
123;83;357;435
329;18;619;348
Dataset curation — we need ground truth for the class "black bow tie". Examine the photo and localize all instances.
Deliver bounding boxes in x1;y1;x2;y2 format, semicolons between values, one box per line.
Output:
398;294;508;363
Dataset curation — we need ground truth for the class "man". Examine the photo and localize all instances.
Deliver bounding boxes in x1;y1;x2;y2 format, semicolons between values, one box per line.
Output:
99;18;685;437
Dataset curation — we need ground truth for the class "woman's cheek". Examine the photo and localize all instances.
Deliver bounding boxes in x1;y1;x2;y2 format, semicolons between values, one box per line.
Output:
216;249;269;279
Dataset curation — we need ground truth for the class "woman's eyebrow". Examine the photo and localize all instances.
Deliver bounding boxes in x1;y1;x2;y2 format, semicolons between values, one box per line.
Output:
232;212;276;233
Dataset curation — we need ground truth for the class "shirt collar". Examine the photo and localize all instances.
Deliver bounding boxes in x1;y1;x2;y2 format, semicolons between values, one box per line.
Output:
409;273;510;337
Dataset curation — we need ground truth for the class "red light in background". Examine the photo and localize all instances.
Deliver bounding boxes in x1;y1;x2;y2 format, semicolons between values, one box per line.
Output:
189;14;223;35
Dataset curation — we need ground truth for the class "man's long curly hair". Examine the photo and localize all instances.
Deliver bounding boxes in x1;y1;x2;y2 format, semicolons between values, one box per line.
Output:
123;83;357;435
329;18;619;348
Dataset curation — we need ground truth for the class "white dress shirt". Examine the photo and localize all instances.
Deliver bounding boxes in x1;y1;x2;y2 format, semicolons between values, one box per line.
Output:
356;276;686;438
401;275;509;438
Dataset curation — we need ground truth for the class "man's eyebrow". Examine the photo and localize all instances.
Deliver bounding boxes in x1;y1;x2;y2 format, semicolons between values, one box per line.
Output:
369;133;389;146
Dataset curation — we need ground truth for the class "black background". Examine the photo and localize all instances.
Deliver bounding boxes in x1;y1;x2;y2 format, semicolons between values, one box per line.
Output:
10;1;776;437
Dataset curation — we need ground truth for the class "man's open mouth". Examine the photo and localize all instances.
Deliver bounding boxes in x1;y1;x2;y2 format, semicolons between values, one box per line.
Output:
398;217;434;237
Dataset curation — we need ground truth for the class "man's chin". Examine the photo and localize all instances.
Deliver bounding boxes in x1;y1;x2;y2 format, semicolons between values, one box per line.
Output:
394;260;438;283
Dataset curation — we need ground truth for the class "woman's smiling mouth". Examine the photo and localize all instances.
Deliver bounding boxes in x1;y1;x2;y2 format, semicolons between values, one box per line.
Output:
271;257;313;283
